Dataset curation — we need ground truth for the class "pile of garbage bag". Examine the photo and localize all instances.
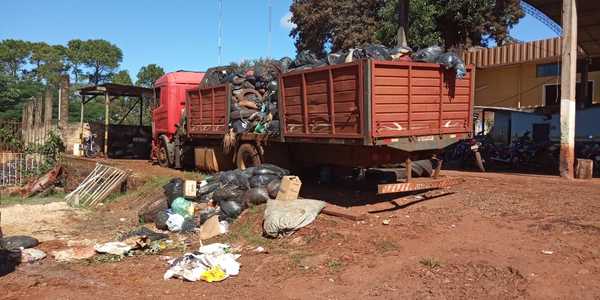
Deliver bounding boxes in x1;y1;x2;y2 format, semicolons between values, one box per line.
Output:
412;46;467;79
151;164;290;233
201;60;288;135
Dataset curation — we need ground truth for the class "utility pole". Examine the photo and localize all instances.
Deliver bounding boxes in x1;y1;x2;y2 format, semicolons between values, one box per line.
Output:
268;0;272;58
218;0;223;65
396;0;409;48
559;0;577;179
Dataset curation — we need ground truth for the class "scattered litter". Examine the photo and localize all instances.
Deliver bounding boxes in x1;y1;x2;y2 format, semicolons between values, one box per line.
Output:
382;219;391;225
0;235;39;250
52;246;96;262
541;250;554;255
263;198;326;238
21;248;46;263
164;243;241;282
95;242;133;256
253;246;266;253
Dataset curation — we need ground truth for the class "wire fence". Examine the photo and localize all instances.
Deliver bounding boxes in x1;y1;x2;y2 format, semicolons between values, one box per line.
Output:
0;152;46;187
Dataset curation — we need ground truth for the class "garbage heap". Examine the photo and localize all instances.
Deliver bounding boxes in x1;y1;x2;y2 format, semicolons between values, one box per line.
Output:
201;61;288;135
148;164;291;233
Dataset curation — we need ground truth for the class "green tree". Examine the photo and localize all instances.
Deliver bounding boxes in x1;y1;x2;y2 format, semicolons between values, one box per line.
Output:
0;39;31;77
136;64;165;87
376;0;442;50
0;73;44;119
29;42;67;85
80;39;123;85
290;0;383;58
66;39;85;84
111;70;133;85
376;0;524;51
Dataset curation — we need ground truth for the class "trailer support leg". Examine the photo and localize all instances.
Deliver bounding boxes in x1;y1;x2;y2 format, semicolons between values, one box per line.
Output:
405;158;412;182
433;157;443;179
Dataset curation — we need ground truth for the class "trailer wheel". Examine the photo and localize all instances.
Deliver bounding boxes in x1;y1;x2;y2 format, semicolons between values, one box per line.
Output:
236;143;261;170
157;139;171;167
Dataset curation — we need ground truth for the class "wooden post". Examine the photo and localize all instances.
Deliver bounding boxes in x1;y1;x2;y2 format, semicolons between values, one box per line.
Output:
26;100;34;145
139;96;144;126
104;92;110;155
21;101;28;146
34;97;43;145
59;75;70;129
80;95;85;143
559;0;577;179
44;88;53;141
396;0;409;48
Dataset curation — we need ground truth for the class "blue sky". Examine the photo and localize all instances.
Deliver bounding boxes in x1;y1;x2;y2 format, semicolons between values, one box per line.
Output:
0;0;558;77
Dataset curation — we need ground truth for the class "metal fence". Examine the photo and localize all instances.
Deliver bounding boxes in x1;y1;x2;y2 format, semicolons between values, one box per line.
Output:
0;152;46;187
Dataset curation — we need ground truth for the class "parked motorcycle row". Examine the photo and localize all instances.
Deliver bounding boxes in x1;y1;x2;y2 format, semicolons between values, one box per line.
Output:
443;132;600;176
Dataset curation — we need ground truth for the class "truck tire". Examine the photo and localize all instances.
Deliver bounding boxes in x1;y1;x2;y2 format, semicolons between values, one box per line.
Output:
157;139;171;168
236;143;261;170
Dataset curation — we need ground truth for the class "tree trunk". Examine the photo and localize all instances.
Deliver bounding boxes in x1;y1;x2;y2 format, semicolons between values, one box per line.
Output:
396;0;409;48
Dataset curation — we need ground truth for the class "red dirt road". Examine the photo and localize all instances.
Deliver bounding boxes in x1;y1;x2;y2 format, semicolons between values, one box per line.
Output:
2;166;600;299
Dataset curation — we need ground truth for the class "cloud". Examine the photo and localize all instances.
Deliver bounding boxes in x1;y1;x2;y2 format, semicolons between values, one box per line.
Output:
280;12;296;31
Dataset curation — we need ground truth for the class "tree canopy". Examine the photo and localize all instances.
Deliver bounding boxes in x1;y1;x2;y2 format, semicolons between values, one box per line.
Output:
289;0;525;55
136;64;165;87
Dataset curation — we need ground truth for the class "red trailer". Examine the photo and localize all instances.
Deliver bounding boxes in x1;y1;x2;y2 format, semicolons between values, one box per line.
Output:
156;60;474;192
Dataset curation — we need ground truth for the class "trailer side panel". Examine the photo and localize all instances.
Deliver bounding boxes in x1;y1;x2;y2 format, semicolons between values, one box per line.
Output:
187;85;229;136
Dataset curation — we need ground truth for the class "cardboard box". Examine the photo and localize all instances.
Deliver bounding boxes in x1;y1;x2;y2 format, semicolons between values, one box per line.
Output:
276;176;302;201
184;180;197;198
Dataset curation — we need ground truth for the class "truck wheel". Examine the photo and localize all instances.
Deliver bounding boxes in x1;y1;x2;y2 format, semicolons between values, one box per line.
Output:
157;140;171;167
236;143;261;170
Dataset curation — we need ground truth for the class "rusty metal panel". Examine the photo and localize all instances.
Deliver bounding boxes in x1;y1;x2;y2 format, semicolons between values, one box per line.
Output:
281;62;363;139
463;37;563;68
187;84;228;135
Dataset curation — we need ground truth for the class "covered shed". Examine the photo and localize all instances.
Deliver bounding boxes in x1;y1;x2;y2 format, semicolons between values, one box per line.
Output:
78;84;154;155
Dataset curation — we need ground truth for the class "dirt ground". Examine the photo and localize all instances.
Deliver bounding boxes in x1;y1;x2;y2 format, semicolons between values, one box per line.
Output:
2;159;600;299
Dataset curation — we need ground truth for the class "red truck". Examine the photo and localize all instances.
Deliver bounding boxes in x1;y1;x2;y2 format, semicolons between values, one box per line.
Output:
152;60;473;192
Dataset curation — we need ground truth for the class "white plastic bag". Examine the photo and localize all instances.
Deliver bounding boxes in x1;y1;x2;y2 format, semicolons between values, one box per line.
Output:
263;198;326;238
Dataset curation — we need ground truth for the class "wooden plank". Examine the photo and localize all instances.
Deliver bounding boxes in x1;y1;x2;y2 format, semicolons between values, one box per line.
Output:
322;205;367;221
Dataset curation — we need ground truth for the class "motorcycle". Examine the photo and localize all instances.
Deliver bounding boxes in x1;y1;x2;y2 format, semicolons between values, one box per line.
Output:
83;134;100;158
444;137;485;172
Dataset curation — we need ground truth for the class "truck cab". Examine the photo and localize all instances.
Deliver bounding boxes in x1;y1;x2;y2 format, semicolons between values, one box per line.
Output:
151;71;204;166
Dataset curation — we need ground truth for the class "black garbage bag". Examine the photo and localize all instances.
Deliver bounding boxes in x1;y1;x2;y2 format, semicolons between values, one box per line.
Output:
0;249;21;277
219;200;244;220
119;226;168;242
232;119;250;133
202;65;237;87
241;187;270;206
435;52;467;79
198;191;215;202
213;184;245;203
249;174;279;188
163;177;184;206
155;210;170;231
412;46;443;63
327;51;348;65
198;181;221;195
0;236;39;250
364;44;392;60
241;166;256;178
266;178;281;199
280;57;293;72
181;218;198;233
254;164;290;177
292;50;325;68
218;170;251;190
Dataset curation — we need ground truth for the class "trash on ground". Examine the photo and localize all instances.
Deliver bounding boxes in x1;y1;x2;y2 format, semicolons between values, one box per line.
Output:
263;198;326;238
163;243;241;282
276;176;302;201
52;246;96;262
95;242;134;256
20;248;46;263
382;219;391;225
0;235;39;250
541;250;554;255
